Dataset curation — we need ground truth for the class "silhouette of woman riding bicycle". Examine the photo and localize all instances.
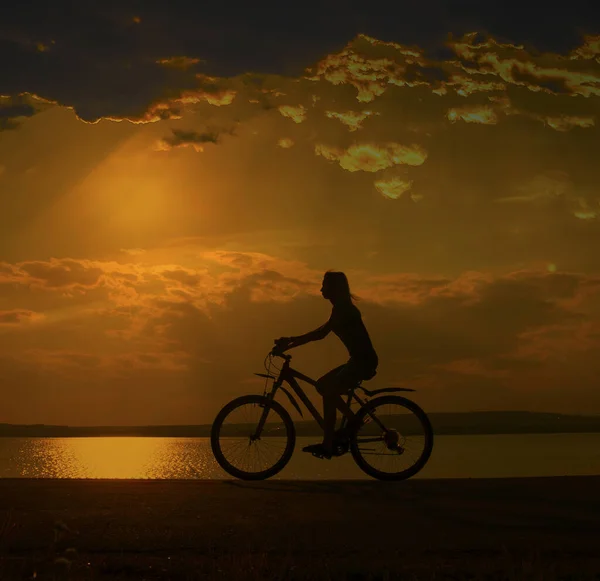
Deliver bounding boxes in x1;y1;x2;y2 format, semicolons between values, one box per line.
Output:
211;271;433;480
276;271;379;459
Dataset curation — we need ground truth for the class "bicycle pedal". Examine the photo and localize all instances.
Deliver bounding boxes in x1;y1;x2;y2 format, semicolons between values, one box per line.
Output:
312;452;332;460
303;448;332;460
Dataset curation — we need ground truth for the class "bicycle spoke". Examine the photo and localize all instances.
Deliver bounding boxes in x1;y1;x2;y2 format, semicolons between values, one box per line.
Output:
355;436;385;444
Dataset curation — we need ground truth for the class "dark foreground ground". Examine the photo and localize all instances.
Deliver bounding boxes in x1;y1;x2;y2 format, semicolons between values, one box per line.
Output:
1;476;599;580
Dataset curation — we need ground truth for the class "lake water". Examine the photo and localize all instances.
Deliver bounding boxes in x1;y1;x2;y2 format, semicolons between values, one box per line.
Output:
1;433;599;480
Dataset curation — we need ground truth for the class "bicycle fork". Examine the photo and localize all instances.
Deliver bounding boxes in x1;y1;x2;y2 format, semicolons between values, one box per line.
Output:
250;385;278;441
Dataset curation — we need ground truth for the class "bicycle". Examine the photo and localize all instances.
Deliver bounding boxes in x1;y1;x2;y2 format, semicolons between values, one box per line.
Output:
211;342;434;481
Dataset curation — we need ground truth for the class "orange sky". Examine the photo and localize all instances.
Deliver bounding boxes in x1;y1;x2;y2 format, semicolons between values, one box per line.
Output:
1;30;600;425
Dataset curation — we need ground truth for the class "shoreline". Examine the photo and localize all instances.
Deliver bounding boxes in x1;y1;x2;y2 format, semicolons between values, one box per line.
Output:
1;429;600;439
3;411;600;439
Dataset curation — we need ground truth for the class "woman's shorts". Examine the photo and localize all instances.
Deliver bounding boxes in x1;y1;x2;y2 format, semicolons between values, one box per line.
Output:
337;357;378;383
316;355;378;395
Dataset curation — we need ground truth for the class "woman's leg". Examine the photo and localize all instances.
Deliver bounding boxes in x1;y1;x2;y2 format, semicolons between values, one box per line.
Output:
316;364;360;453
315;366;345;453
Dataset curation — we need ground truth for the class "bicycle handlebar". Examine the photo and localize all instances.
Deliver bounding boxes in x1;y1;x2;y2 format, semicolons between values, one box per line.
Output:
271;339;292;360
270;349;291;360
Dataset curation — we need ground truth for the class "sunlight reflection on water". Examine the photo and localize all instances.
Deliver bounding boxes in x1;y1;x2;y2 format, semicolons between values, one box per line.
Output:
0;434;599;479
2;438;217;479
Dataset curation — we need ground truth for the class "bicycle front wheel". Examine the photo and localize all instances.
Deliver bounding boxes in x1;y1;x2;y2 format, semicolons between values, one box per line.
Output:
211;395;295;480
350;395;433;481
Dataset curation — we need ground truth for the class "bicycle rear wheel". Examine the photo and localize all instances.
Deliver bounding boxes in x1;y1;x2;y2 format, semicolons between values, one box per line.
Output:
211;395;295;480
350;395;433;481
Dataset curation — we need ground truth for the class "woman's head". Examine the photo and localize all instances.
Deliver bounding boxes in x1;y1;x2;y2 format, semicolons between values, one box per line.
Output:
321;271;357;302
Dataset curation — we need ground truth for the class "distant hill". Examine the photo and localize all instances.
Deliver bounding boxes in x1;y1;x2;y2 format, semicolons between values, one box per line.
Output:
1;411;600;437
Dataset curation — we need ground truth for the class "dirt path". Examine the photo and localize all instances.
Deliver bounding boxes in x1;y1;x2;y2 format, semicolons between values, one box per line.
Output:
1;476;599;579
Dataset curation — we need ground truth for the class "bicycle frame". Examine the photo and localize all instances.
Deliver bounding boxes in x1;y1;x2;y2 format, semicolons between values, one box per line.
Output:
254;353;400;436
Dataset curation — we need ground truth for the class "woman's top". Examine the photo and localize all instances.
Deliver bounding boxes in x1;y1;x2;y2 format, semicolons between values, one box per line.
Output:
328;301;377;363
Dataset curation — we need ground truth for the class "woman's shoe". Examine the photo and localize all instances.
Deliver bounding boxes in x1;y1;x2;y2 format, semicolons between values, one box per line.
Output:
302;443;333;459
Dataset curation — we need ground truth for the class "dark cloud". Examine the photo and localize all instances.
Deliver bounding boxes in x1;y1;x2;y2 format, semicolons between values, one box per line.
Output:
159;128;223;152
0;96;43;130
17;259;104;289
0;103;34;131
1;0;598;124
160;269;203;287
0;309;39;324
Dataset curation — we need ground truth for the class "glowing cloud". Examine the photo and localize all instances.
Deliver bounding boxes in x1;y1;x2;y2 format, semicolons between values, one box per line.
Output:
325;110;378;131
374;177;414;199
277;138;294;148
448;33;600;98
445;74;507;97
375;177;412;200
306;34;429;103
573;199;598;220
156;57;203;70
543;115;595;131
315;142;427;172
570;35;600;60
176;85;237;107
278;105;307;123
495;171;572;204
447;105;499;124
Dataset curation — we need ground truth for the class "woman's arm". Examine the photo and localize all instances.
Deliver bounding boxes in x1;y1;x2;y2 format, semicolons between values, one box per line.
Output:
283;320;332;350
